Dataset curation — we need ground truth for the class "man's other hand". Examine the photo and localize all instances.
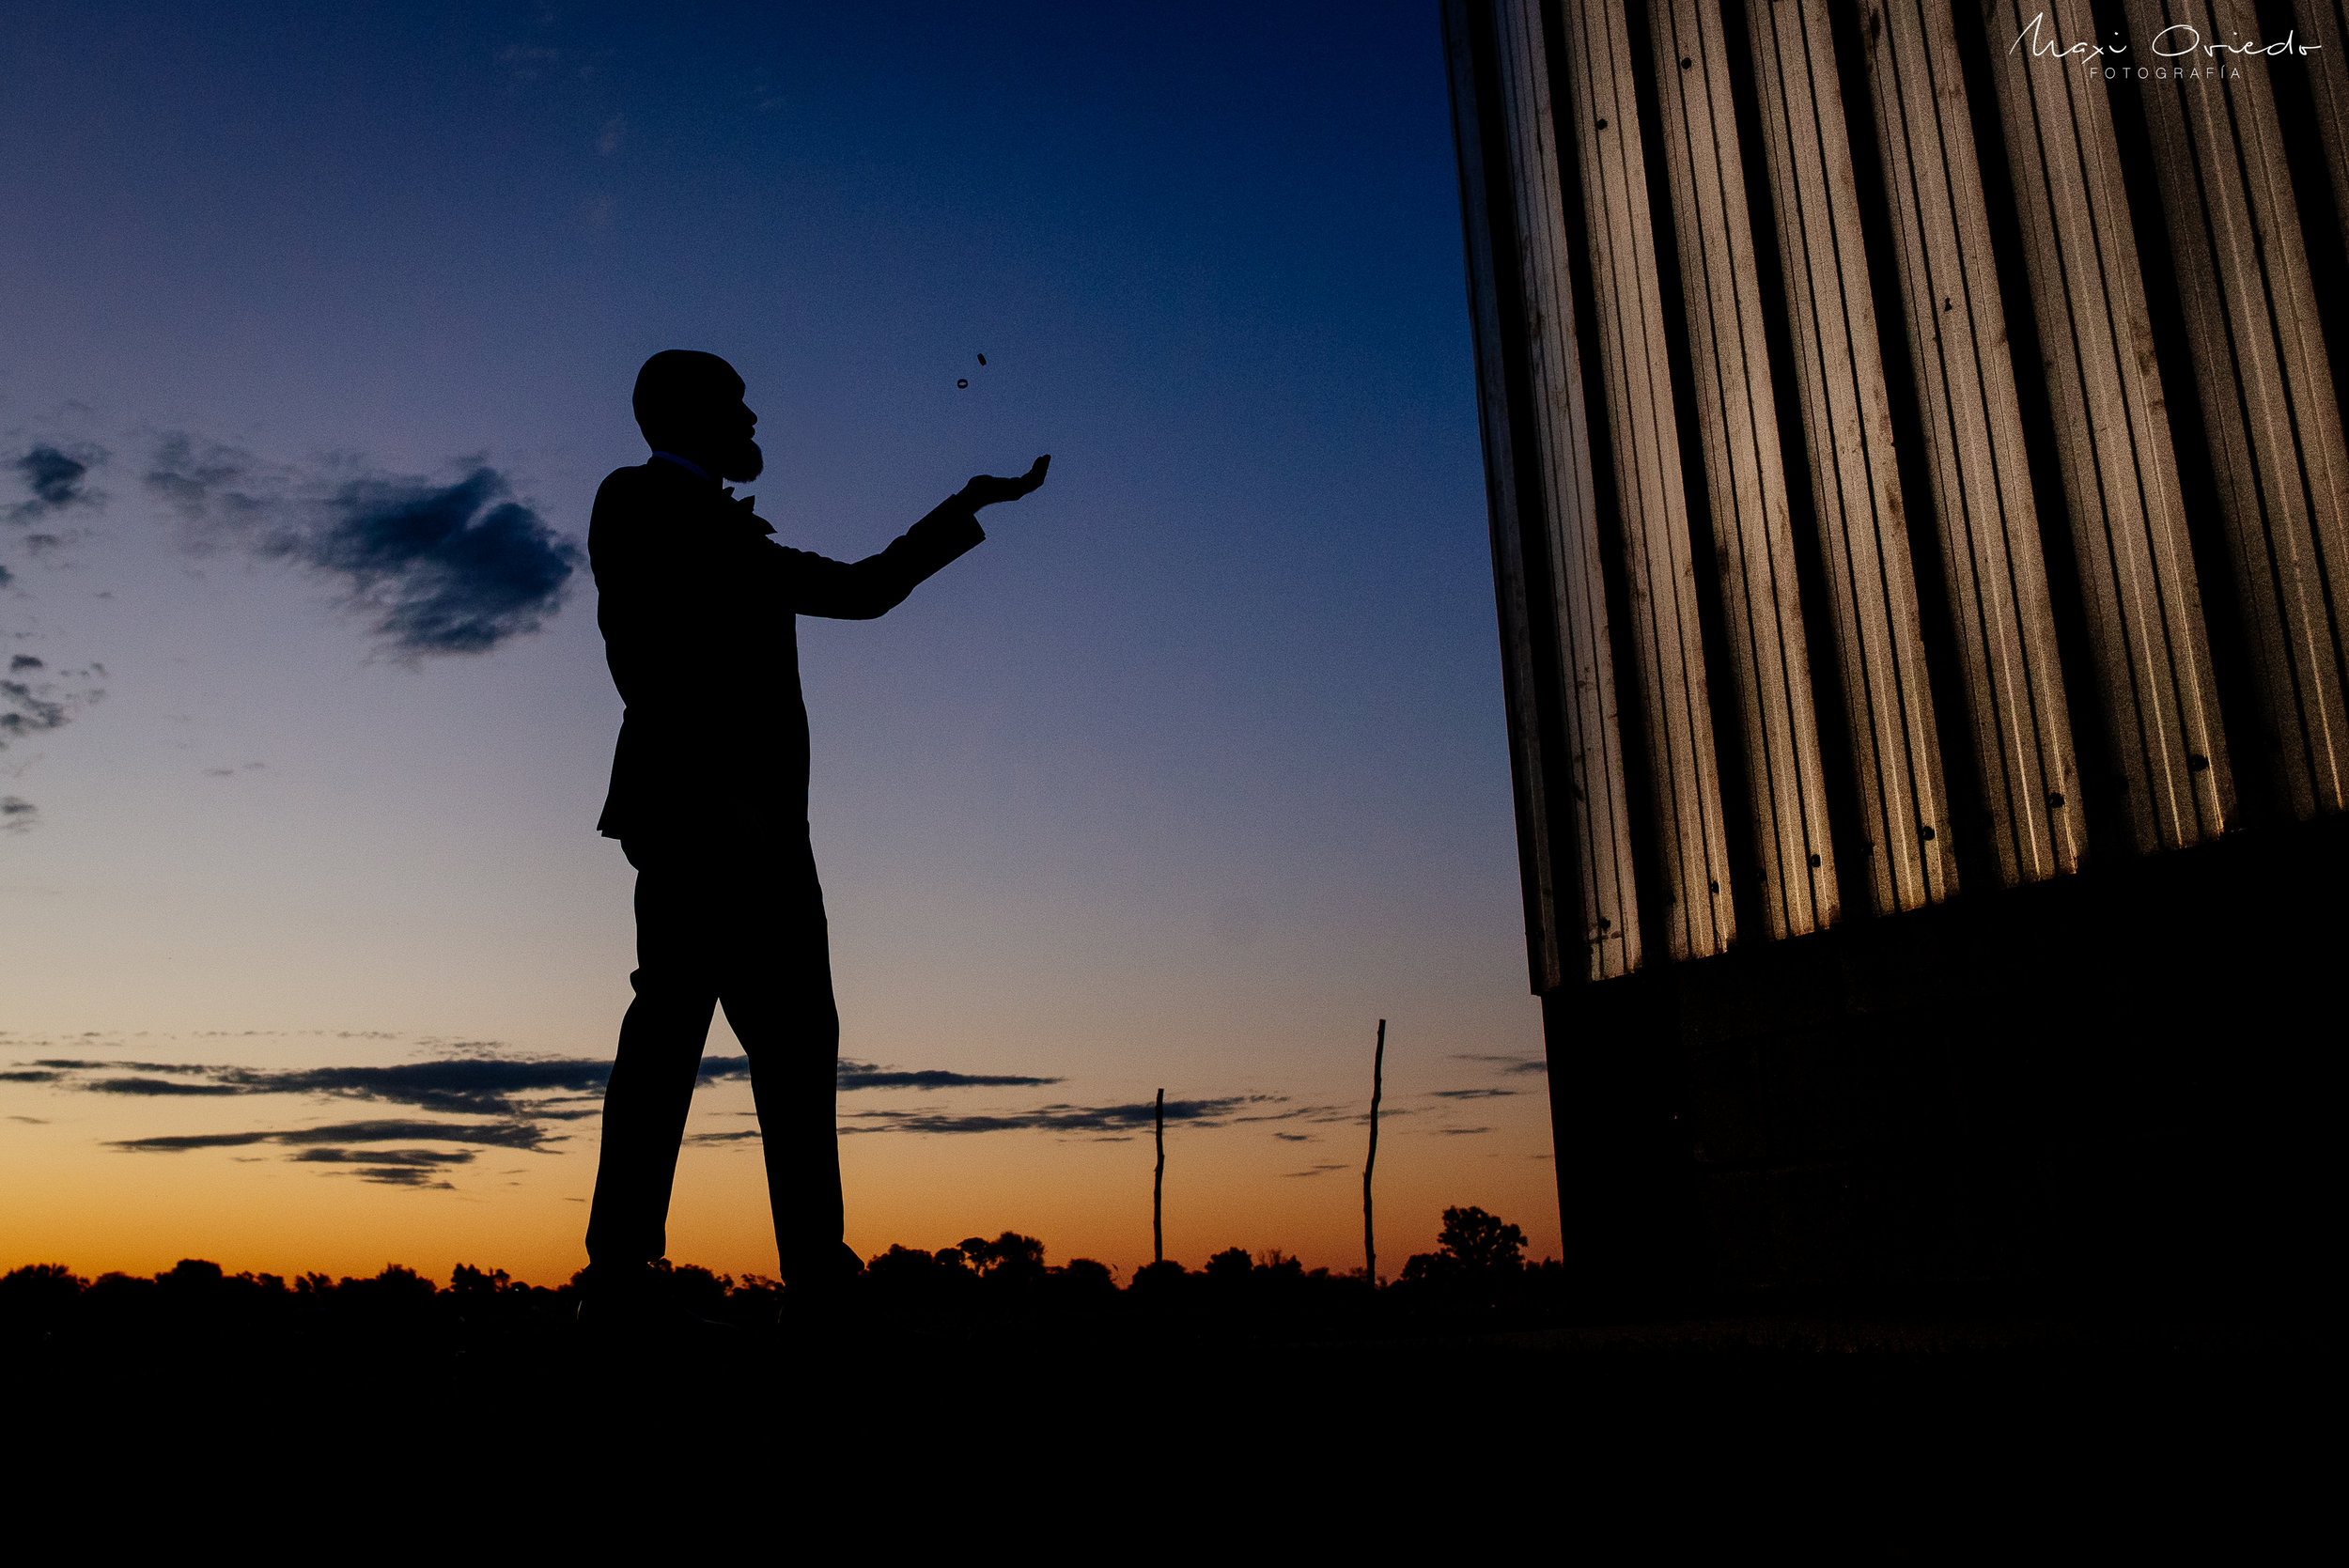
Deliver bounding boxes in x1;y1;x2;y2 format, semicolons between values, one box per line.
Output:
959;456;1050;510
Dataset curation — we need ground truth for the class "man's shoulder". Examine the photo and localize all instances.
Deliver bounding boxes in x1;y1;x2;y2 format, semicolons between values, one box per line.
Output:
588;463;668;548
592;462;661;510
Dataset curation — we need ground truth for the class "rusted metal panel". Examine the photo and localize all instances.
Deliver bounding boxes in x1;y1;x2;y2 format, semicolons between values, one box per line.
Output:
1557;0;1735;961
1492;0;1642;978
2292;0;2349;257
1648;0;1839;939
1980;0;2232;854
2124;0;2349;819
1441;0;1566;994
1857;0;2082;884
1742;0;1955;915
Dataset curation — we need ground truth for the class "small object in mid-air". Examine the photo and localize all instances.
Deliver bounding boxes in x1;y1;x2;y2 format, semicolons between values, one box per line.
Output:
976;353;986;365
957;378;969;389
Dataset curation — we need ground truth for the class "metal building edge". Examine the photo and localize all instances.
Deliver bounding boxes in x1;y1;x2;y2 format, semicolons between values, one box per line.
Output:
1441;0;2344;1312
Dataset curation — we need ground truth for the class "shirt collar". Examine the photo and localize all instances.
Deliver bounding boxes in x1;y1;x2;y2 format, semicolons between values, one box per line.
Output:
649;451;715;484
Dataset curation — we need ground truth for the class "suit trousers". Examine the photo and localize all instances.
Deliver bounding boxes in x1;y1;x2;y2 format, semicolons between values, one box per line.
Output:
584;832;845;1283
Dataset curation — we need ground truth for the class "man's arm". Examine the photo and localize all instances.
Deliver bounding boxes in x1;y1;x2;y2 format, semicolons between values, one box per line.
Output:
787;457;1050;620
785;496;986;621
590;468;707;715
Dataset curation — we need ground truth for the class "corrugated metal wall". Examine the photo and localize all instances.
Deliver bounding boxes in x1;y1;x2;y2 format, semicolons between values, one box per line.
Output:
1445;0;2349;996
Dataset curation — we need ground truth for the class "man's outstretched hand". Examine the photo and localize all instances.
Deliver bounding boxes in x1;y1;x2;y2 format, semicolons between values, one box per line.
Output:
959;455;1050;510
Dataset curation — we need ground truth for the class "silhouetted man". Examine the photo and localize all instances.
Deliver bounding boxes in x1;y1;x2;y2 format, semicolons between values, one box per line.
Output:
583;349;1047;1324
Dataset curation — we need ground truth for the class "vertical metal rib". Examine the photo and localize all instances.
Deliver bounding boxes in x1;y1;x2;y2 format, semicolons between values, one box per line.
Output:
1559;0;1735;960
2291;0;2349;258
1493;0;1642;977
2124;0;2349;819
1742;0;1954;914
1981;0;2232;853
1857;0;2081;884
1649;0;1839;939
1442;0;1566;994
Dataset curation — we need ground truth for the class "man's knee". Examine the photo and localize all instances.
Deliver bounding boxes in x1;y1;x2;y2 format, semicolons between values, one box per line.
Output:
627;960;723;1003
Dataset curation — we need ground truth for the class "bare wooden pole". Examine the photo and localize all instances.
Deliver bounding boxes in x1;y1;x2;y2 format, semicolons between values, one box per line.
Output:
1363;1019;1385;1284
1153;1088;1165;1266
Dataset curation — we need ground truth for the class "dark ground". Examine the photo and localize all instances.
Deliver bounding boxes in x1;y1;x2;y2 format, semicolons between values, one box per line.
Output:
2;1249;2327;1546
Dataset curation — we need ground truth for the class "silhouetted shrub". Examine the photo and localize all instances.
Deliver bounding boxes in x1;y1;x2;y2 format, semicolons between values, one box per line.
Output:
0;1263;86;1335
1401;1205;1527;1286
350;1263;435;1298
866;1244;940;1283
1049;1257;1118;1301
1128;1259;1189;1296
959;1232;1048;1285
162;1257;225;1289
1205;1247;1255;1282
1256;1250;1304;1281
450;1264;511;1298
7;1204;1568;1356
660;1261;734;1318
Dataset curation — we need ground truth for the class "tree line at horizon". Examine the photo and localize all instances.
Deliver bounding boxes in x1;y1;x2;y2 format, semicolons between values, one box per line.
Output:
3;1205;1549;1333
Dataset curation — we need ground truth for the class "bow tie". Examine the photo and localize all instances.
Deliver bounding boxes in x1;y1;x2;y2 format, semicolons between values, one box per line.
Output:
719;488;775;536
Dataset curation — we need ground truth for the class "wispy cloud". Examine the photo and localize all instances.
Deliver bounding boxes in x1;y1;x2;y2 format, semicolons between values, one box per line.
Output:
840;1094;1282;1138
495;43;563;82
1430;1088;1517;1100
13;1048;1291;1182
107;1118;550;1153
15;1049;1087;1180
0;660;103;757
146;434;582;658
0;647;103;831
23;1052;1067;1117
7;443;105;524
699;1056;1062;1092
1452;1053;1546;1076
288;1146;476;1188
82;1076;245;1096
27;1055;607;1119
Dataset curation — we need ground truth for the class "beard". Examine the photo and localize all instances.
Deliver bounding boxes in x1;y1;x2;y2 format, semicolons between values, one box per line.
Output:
718;438;764;482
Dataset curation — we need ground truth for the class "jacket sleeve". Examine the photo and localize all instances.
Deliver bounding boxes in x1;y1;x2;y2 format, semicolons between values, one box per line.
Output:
590;470;714;717
780;496;987;619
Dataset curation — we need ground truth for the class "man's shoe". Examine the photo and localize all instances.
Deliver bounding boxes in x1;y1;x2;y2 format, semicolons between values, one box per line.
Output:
576;1262;737;1347
771;1244;866;1343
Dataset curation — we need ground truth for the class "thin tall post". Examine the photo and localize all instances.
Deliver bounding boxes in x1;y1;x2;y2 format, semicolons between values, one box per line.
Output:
1363;1019;1385;1284
1152;1088;1165;1266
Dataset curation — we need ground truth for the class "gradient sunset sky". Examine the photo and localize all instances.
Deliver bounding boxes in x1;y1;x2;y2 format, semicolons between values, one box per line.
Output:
0;0;1552;1285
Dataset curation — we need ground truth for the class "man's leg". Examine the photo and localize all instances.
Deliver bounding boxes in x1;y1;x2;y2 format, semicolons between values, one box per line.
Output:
715;837;853;1289
584;842;722;1272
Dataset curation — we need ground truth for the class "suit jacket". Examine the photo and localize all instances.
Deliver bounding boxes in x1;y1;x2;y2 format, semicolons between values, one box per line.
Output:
590;458;984;842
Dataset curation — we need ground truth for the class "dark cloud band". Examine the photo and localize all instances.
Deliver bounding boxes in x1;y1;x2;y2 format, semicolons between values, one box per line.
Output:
107;1118;548;1153
24;1052;1061;1117
8;444;101;522
145;435;581;658
840;1094;1281;1137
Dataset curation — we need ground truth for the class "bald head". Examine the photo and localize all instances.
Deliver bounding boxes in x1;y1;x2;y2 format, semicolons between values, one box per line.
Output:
631;349;762;481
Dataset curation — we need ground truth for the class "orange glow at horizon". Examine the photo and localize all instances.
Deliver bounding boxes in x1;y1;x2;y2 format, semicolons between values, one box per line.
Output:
1;1035;1559;1287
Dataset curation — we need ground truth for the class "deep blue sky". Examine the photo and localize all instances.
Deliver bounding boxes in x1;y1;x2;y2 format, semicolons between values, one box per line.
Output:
0;1;1554;1277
